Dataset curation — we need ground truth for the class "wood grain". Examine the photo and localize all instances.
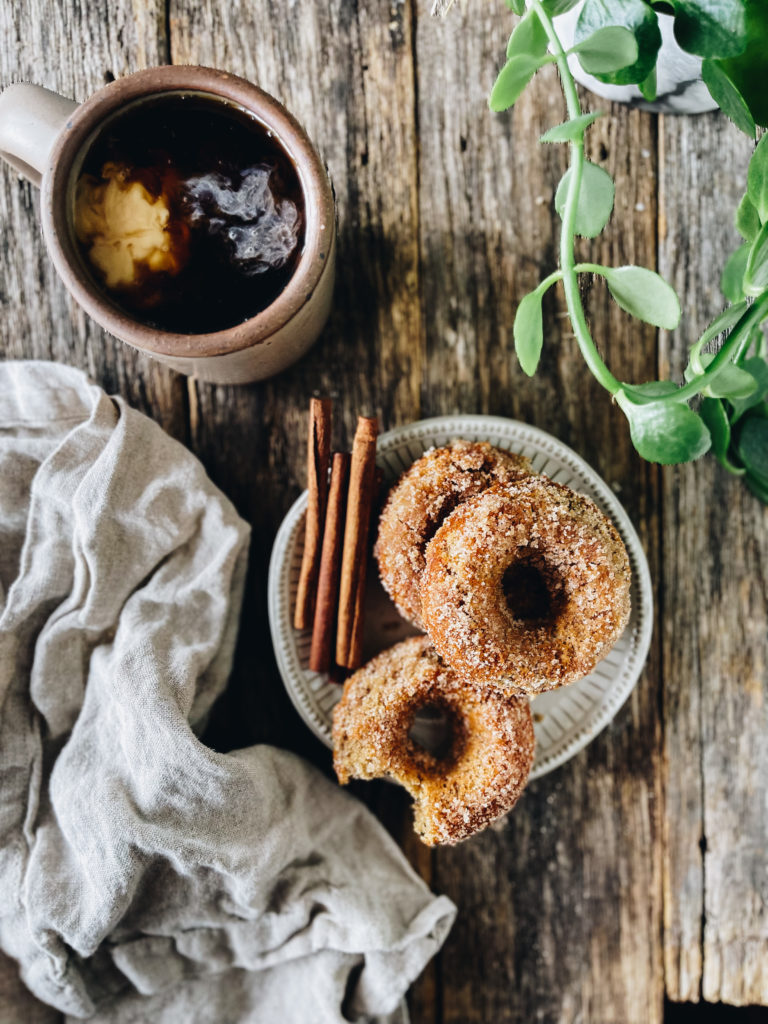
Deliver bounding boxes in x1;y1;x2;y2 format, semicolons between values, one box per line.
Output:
658;113;768;1006
0;0;765;1018
0;0;186;439
0;2;176;1021
166;0;423;765
414;5;664;1021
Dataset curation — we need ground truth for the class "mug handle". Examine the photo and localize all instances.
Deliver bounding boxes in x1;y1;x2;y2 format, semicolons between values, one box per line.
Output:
0;83;78;187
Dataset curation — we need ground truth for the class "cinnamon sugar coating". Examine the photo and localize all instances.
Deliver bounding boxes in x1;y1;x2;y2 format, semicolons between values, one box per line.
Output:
374;441;533;629
332;635;535;846
420;478;631;695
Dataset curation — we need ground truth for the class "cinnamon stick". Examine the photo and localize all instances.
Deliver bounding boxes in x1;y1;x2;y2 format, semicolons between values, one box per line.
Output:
336;416;378;669
309;452;350;673
347;572;368;672
293;397;332;630
343;467;385;670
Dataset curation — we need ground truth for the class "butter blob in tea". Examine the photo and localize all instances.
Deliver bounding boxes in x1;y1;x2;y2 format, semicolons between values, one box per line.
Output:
73;93;305;333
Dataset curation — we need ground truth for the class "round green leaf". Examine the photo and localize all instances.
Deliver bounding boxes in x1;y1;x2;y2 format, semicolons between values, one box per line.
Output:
700;397;729;456
619;397;712;464
706;366;758;400
729;356;768;421
743;221;768;297
574;0;661;86
638;66;657;102
701;60;756;136
573;26;639;74
490;53;546;112
507;8;549;60
700;395;737;461
513;289;545;377
735;193;761;243
673;0;748;59
554;162;615;238
505;0;527;13
747;134;768;222
700;397;746;474
540;112;603;144
718;2;768;129
736;416;768;484
600;266;681;330
720;242;750;303
685;353;758;400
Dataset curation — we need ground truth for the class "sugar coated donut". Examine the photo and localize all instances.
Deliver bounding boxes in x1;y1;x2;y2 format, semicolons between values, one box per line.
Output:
332;635;535;845
420;478;631;694
375;440;532;629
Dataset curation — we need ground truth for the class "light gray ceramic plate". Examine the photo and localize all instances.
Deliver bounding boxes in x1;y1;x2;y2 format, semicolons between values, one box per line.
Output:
268;415;653;779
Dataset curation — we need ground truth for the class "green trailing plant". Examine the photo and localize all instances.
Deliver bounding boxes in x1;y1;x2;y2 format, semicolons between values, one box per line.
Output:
488;0;768;501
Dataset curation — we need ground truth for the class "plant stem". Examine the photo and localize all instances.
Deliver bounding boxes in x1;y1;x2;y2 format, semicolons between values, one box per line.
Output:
527;2;768;413
536;269;563;293
530;0;621;394
669;292;768;402
733;322;760;364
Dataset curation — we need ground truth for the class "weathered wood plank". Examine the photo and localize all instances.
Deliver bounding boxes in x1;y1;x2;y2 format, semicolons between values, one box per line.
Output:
0;0;180;1015
169;0;421;430
167;0;423;761
0;0;765;1017
658;113;768;1006
0;0;185;438
415;6;664;1021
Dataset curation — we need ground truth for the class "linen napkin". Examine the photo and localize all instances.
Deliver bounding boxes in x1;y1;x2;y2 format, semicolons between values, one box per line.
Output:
0;361;455;1023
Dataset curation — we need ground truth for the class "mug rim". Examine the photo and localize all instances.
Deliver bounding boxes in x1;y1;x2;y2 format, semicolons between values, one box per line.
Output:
41;65;335;360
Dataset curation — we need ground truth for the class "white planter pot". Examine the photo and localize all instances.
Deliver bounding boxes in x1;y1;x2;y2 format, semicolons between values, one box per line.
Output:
554;2;717;114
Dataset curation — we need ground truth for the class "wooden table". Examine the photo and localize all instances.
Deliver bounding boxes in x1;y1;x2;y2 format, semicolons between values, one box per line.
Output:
2;2;767;1021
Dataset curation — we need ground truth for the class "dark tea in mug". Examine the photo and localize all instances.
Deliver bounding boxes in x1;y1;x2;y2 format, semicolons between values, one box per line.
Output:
73;92;306;334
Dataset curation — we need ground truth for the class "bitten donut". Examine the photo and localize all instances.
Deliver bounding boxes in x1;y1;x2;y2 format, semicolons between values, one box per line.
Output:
420;478;631;694
332;635;535;845
375;440;532;629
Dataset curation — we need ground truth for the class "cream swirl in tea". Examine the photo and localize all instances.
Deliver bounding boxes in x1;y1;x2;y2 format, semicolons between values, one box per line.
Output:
73;93;305;334
75;162;178;288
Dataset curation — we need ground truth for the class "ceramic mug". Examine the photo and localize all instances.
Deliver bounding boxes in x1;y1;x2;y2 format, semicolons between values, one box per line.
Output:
0;66;336;385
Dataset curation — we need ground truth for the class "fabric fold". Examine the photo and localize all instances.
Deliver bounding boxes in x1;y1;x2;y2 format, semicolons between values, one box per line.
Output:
0;361;455;1023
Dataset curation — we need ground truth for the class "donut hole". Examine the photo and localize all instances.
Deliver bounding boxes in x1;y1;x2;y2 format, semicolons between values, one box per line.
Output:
407;700;466;765
502;554;567;624
419;496;462;555
419;460;499;554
